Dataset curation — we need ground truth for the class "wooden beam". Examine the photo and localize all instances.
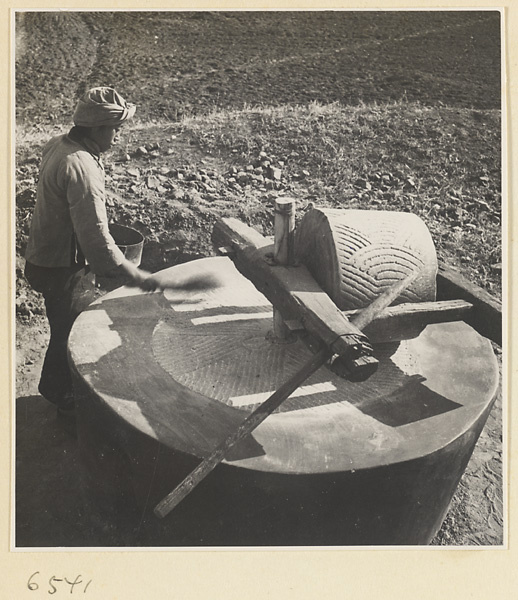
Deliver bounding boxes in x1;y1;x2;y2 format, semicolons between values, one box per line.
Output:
436;263;502;346
344;299;473;343
212;217;378;379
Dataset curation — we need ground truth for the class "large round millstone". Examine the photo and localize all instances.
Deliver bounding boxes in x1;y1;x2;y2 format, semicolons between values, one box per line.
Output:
296;208;437;309
69;257;498;546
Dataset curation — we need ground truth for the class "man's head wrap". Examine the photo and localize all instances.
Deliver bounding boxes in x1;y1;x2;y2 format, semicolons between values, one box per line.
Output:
73;87;136;127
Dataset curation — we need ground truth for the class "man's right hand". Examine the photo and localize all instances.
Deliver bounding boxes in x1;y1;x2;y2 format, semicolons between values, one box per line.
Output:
133;270;163;292
112;261;164;292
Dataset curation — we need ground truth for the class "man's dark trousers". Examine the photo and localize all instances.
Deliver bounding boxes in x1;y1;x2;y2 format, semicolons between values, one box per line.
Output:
24;261;96;408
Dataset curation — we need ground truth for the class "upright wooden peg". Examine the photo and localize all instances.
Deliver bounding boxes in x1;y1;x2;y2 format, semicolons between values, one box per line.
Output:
274;198;296;266
273;198;296;340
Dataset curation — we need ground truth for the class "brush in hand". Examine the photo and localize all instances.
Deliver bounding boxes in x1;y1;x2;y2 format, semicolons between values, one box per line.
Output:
150;270;225;293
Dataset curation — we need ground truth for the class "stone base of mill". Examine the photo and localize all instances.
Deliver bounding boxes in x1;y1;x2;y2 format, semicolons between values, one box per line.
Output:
68;257;498;546
72;361;496;547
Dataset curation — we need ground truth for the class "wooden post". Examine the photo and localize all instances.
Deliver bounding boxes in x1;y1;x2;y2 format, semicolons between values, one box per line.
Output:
273;198;296;340
274;198;296;265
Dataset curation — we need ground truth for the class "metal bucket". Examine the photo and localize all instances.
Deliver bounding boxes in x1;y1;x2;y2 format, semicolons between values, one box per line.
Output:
109;223;144;267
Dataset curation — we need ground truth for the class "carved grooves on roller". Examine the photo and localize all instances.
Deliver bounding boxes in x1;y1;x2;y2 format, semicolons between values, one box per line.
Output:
332;223;371;259
333;222;426;308
296;208;437;310
338;260;424;308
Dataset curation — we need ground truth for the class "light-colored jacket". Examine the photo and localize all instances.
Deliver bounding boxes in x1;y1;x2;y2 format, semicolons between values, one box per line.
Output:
25;133;126;275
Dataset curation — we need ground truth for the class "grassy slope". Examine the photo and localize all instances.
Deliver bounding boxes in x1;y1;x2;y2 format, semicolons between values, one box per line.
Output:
185;102;501;287
16;102;502;300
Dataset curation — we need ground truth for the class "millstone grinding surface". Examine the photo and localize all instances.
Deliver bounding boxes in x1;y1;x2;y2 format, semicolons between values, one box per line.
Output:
152;305;420;414
69;257;499;473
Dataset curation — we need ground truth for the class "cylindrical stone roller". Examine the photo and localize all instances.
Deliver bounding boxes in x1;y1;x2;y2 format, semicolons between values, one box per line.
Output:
295;208;437;310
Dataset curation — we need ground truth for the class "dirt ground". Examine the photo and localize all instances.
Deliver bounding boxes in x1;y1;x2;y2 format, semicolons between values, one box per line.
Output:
14;11;504;547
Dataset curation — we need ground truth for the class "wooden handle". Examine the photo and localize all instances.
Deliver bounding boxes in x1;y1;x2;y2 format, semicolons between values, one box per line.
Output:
153;271;419;519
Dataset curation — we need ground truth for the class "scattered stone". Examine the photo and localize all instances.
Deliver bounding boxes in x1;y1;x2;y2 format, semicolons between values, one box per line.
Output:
237;171;249;184
354;178;371;190
146;176;160;189
266;166;282;181
136;146;148;156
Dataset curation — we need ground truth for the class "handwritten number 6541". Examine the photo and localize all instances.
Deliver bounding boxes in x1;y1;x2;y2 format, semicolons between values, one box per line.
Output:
27;572;92;594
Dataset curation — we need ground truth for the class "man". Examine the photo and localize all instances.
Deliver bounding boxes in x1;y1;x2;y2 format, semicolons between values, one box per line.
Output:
24;86;162;421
